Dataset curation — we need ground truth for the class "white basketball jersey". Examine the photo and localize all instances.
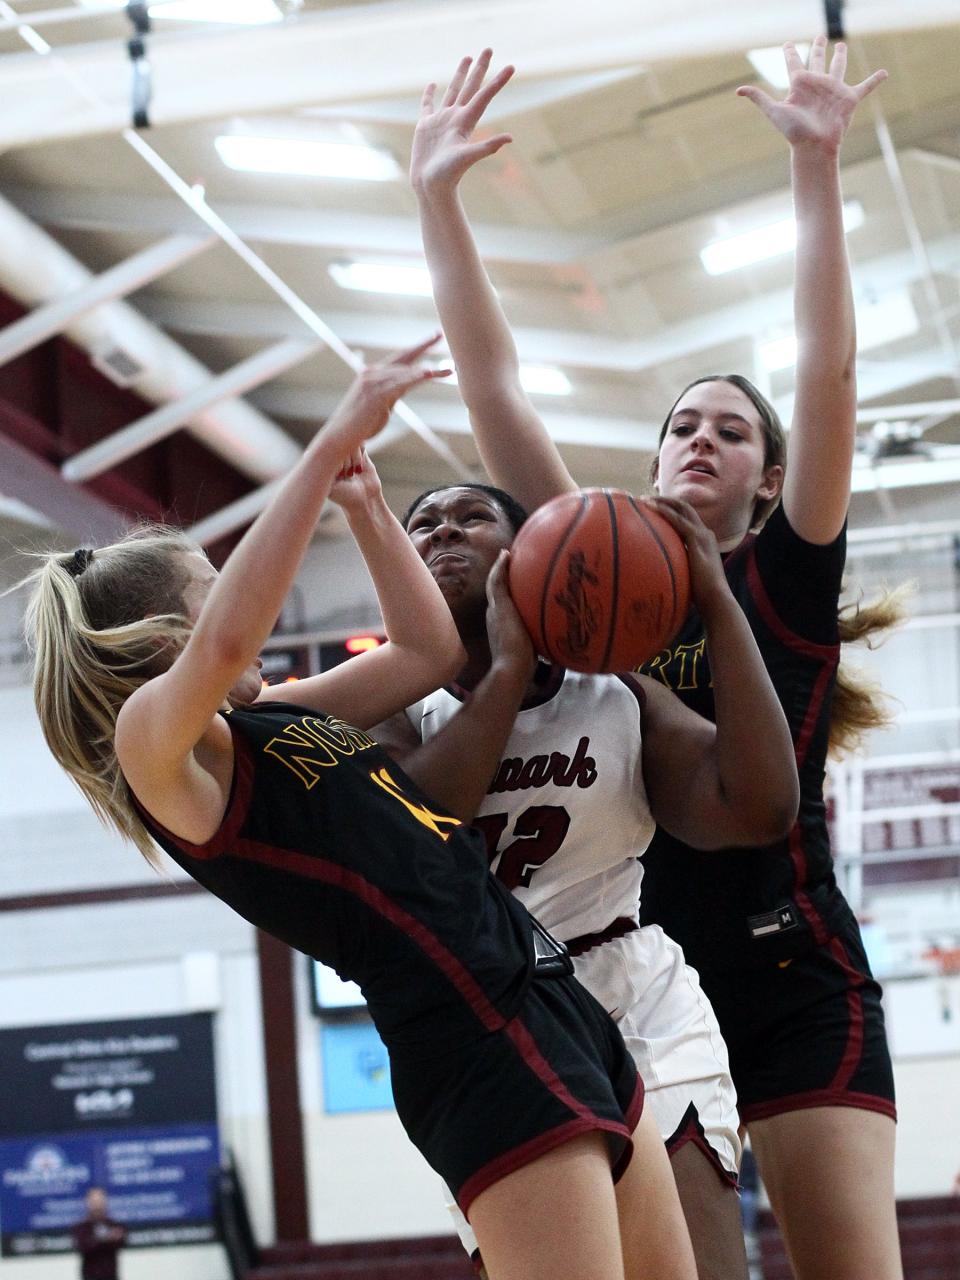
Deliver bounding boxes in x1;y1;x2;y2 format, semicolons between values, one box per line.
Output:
407;666;655;941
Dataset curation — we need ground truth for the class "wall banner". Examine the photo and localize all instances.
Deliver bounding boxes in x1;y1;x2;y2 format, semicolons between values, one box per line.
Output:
0;1013;220;1257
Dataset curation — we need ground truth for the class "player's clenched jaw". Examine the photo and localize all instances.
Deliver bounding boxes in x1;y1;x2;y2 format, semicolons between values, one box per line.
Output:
404;486;517;630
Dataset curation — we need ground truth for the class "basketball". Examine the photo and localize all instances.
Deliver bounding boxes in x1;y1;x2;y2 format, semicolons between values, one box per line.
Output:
508;489;690;673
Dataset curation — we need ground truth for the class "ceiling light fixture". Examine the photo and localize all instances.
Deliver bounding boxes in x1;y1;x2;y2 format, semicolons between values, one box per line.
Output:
758;287;919;373
328;261;434;297
701;200;864;275
215;135;401;180
746;44;811;91
78;0;284;20
434;362;572;397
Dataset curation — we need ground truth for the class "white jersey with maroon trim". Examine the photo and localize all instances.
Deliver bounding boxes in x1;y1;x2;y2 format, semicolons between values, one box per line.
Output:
409;666;741;1261
407;666;655;942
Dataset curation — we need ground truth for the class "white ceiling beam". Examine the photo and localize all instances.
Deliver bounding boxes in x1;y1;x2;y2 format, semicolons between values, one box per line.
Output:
851;457;960;494
0;0;242;30
303;68;643;128
250;383;661;453
4;184;602;265
0;191;302;483
132;209;960;379
857;398;960;425
186;478;285;548
908;147;960;177
0;232;213;368
2;0;957;149
0;431;129;543
63;338;323;482
8;144;960;275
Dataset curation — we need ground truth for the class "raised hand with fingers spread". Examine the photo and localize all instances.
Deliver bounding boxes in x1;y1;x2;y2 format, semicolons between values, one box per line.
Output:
737;35;887;152
411;49;514;194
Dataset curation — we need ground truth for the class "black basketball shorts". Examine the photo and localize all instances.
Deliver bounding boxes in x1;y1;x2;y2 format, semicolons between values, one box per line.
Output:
388;970;644;1217
703;916;896;1125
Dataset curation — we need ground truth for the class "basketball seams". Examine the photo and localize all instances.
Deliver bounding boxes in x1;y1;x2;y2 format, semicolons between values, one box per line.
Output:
626;494;681;637
600;490;619;673
510;488;689;672
540;493;589;663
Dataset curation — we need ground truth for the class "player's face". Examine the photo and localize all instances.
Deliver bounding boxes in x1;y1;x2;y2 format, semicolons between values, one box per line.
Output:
406;488;515;621
181;552;264;705
655;381;782;543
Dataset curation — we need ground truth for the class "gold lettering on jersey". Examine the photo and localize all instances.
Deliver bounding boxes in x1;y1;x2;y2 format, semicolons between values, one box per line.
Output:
642;639;711;691
263;716;376;788
369;767;462;842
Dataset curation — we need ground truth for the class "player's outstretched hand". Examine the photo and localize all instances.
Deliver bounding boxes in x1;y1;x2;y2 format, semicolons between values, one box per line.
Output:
736;34;887;153
411;49;515;195
323;334;450;455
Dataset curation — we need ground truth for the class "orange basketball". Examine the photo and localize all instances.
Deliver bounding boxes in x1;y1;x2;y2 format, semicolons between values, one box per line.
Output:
508;489;690;673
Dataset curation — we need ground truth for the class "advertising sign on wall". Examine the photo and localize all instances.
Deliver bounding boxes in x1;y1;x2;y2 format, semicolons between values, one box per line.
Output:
0;1014;220;1257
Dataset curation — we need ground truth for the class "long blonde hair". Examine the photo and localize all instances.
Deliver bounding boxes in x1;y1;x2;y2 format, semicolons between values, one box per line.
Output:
830;584;912;758
22;527;198;868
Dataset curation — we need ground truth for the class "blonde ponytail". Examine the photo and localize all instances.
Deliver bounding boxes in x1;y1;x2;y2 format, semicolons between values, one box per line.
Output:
21;527;198;868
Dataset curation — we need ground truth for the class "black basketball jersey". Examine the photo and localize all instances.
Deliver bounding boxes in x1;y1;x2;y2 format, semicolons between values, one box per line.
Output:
137;702;535;1052
638;503;855;971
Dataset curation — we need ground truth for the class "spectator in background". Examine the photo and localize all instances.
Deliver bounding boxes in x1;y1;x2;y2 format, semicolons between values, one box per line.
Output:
73;1187;125;1280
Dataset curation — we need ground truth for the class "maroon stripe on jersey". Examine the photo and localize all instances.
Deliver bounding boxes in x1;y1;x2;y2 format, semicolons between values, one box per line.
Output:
457;1118;623;1216
745;547;840;661
827;935;868;1092
457;1066;644;1215
785;661;835;939
665;1103;738;1187
745;546;837;939
741;1089;896;1124
614;671;647;711
224;834;512;1032
132;723;256;861
566;916;638;957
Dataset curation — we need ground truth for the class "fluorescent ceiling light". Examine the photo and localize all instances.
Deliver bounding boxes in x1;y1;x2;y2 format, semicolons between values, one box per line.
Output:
328;261;434;297
518;365;573;397
747;44;811;91
435;363;572;397
701;200;864;275
758;287;919;372
757;334;797;373
153;0;282;22
78;0;283;19
215;135;400;181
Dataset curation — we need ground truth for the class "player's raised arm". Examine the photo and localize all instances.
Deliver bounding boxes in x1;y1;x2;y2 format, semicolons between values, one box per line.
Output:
372;552;534;820
737;37;886;543
412;50;578;512
117;340;461;792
